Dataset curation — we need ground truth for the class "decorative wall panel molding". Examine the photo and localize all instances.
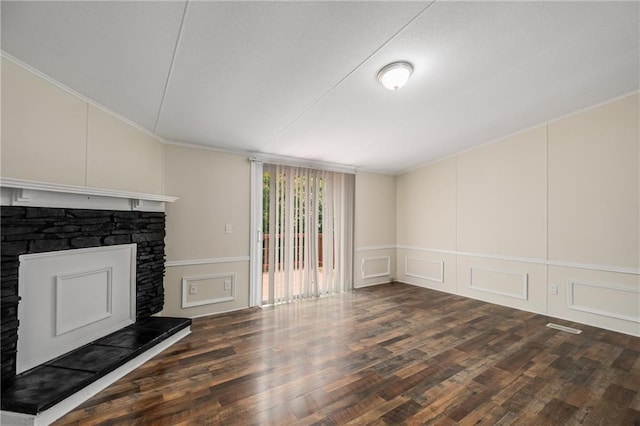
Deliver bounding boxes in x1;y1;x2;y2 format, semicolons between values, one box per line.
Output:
567;280;640;323
469;266;528;300
181;273;236;308
361;256;391;279
404;257;444;283
55;267;113;336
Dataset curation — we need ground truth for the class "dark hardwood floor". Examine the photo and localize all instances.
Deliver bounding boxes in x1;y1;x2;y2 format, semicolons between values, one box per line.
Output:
54;283;640;425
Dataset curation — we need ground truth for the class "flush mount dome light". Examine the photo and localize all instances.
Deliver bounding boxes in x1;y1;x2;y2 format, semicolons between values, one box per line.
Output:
377;61;413;91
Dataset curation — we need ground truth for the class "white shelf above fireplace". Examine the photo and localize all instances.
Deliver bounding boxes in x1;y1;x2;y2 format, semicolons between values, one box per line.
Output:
0;178;178;212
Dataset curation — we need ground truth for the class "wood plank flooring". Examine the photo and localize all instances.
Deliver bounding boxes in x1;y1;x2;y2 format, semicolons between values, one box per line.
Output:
54;283;640;425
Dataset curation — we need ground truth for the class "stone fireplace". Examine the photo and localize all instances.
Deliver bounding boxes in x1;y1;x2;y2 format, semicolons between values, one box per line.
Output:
0;178;183;399
1;205;167;386
0;179;192;424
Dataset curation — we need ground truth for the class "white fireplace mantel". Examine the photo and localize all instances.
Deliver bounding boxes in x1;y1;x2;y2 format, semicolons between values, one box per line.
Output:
0;178;178;212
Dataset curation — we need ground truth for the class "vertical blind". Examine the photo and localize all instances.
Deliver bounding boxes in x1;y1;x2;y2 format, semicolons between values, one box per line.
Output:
262;164;354;305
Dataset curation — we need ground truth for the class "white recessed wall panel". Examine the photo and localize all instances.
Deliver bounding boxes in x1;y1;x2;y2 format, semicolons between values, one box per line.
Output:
548;93;639;269
361;256;391;279
355;249;395;288
405;257;444;283
457;255;547;314
396;248;456;294
182;273;236;308
1;58;87;185
396;158;456;250
548;266;639;336
469;267;528;301
56;268;112;336
162;261;249;318
456;126;547;259
86;106;164;195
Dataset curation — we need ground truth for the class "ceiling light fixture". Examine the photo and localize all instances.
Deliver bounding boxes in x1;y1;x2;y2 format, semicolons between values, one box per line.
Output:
377;61;413;91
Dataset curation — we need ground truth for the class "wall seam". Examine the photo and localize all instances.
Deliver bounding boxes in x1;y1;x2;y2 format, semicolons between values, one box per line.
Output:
84;103;89;186
545;123;550;315
454;155;459;294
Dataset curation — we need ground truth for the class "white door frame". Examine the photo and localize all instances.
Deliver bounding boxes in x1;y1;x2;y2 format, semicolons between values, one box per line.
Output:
249;160;263;307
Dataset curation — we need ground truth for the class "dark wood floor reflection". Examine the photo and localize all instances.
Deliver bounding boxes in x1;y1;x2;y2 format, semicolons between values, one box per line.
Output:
54;283;640;425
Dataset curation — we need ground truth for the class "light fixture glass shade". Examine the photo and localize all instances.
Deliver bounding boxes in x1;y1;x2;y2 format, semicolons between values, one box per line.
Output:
378;61;413;91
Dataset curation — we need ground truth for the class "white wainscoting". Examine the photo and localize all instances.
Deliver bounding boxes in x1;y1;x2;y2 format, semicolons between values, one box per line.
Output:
469;266;529;301
181;273;237;308
361;256;391;279
404;257;444;283
394;245;639;336
163;256;250;317
567;280;640;324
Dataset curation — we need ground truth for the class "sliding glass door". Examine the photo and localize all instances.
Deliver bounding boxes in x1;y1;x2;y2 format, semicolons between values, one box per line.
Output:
252;162;354;306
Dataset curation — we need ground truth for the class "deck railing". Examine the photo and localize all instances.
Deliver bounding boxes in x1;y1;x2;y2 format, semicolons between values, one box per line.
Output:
262;233;323;271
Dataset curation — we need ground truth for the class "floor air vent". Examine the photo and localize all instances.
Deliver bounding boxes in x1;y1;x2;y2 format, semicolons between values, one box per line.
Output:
546;323;582;334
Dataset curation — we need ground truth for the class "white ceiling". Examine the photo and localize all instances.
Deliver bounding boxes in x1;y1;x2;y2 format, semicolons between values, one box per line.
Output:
2;1;639;174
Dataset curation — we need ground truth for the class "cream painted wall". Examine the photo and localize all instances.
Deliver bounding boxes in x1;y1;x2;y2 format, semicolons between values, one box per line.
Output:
163;145;250;261
355;172;396;248
456;126;547;259
86;106;164;194
548;94;639;269
395;93;640;336
1;58;87;185
161;144;251;317
354;172;396;287
1;58;165;194
397;158;456;250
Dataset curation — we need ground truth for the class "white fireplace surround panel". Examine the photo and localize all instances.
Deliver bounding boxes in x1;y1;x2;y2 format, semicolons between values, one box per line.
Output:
17;244;137;373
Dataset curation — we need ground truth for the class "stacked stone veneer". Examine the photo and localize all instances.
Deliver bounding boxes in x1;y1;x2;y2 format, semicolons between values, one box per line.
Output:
1;207;166;386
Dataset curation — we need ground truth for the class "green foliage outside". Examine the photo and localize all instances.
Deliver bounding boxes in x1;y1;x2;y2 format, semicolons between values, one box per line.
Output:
262;171;324;236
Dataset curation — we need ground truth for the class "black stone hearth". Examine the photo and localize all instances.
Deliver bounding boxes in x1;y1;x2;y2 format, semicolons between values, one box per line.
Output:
1;317;191;415
1;206;167;386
